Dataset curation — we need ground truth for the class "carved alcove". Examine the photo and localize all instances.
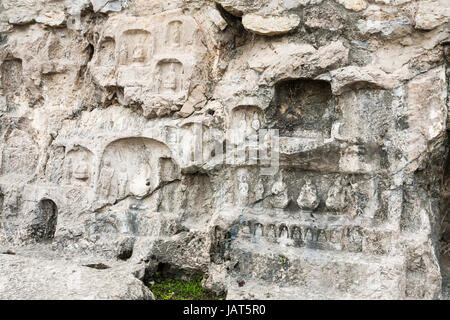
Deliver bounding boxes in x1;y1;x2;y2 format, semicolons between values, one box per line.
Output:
119;29;153;66
1;58;23;108
266;79;335;138
31;199;58;242
155;59;184;95
229;105;263;140
99;137;175;201
180;173;213;227
96;37;116;66
1;129;39;177
64;146;94;186
166;20;183;48
178;122;212;166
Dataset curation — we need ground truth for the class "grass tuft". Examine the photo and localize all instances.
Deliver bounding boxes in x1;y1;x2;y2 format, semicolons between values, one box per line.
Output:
148;273;225;300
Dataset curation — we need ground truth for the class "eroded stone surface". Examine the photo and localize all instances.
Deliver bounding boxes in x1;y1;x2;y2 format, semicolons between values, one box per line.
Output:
0;0;449;300
0;251;154;300
242;13;300;36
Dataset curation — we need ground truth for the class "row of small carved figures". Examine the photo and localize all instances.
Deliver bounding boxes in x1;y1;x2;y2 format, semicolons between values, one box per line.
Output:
238;220;365;248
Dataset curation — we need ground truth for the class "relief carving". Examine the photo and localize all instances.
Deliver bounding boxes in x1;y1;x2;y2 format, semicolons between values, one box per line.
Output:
238;220;381;255
166;20;183;48
119;30;153;66
325;177;349;212
297;179;319;211
270;180;289;209
97;38;116;66
156;60;184;95
1;129;39;177
98;137;173;203
64;146;94;186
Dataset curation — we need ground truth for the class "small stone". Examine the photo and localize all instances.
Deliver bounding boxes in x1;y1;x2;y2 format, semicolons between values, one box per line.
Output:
336;0;367;11
242;13;300;36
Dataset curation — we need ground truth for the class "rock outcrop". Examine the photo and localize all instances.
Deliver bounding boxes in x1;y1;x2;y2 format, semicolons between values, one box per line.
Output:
0;0;449;300
0;249;154;300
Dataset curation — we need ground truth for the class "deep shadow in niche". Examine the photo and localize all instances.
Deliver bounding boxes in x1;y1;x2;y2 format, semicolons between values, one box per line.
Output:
266;79;335;138
440;132;450;296
33;199;58;242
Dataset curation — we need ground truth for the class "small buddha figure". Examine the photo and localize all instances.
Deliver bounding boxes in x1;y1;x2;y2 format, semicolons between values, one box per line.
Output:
119;43;128;65
129;164;151;199
236;169;249;205
64;158;73;185
235;115;247;146
270;180;289;209
241;221;251;235
73;159;89;181
132;45;145;63
163;63;177;91
251;113;261;131
98;160;115;200
169;21;182;47
297;179;319;211
325;177;348;212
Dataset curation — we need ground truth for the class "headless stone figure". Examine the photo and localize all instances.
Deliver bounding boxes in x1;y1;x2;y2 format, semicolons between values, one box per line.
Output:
132;45;145;63
270;181;289;209
98;160;115;201
325;177;348;211
297;179;319;211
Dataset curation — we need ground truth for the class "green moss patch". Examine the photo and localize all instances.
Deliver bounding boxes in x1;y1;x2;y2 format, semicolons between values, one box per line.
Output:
148;273;225;300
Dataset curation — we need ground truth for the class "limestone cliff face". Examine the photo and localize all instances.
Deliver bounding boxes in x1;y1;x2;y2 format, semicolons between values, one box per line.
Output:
0;0;449;299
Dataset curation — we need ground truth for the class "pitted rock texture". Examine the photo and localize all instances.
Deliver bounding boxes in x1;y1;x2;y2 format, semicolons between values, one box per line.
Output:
0;249;154;300
0;0;449;300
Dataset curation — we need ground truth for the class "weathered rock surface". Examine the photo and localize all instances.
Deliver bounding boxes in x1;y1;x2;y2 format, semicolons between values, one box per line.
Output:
0;0;449;300
0;251;154;300
242;13;300;36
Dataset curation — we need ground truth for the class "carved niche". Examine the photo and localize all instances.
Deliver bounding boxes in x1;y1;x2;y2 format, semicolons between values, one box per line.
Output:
105;11;207;117
116;29;154;88
266;79;335;139
119;30;153;66
155;59;184;95
98;137;176;203
64;146;94;186
96;37;116;67
229;106;263;145
166;20;183;48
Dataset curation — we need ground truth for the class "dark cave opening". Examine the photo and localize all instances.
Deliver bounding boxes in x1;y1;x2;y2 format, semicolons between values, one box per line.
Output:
33;199;58;242
266;79;335;137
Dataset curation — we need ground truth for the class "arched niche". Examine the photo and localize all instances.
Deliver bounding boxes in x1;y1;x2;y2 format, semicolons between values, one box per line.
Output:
166;20;183;48
96;37;116;66
33;199;58;241
64;146;94;186
98;137;176;201
178;122;213;165
155;59;184;95
230;105;264;133
119;29;153;66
